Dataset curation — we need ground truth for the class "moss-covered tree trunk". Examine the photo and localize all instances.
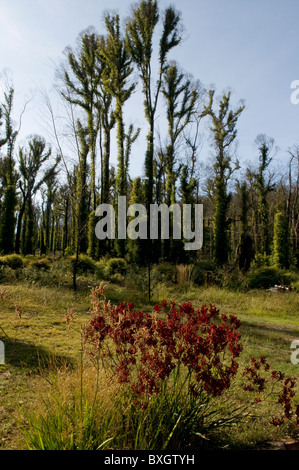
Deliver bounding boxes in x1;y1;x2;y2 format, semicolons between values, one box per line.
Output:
273;211;289;269
0;88;18;254
200;90;245;266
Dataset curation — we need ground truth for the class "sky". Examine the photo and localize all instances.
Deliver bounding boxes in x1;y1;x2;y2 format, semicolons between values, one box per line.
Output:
1;0;299;180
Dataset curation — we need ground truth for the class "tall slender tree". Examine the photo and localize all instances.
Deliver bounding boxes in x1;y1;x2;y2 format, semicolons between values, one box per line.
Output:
63;32;102;210
201;90;245;266
162;64;198;206
40;160;60;254
162;63;198;260
273;211;289;269
126;1;182;297
126;0;182;210
234;180;255;272
100;14;136;198
15;136;57;255
99;13;137;257
250;134;276;256
0;88;18;254
74;121;90;255
127;176;146;264
287;147;299;265
63;31;104;258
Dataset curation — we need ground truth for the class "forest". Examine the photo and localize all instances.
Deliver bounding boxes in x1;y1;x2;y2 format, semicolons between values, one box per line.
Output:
0;0;298;288
1;0;299;452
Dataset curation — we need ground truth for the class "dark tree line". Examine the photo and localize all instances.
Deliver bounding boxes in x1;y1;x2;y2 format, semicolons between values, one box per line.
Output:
0;0;298;281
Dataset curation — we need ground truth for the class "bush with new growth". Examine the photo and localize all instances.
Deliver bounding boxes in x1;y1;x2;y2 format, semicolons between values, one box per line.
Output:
248;266;296;289
0;254;23;269
70;254;96;274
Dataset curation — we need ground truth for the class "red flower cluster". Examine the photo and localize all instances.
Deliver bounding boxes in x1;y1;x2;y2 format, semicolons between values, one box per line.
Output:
277;377;297;423
242;356;270;393
82;287;243;399
242;355;299;426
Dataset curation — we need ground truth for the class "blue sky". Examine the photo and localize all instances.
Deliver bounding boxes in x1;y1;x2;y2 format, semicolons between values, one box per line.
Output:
1;0;299;178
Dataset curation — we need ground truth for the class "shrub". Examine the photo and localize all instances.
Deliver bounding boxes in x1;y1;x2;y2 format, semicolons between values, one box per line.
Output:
124;265;149;300
83;289;243;400
105;258;127;277
95;260;106;279
248;266;295;289
70;255;96;274
191;260;217;286
217;268;248;291
22;255;36;268
0;254;23;269
110;273;125;284
0;265;17;283
151;263;177;284
27;258;51;271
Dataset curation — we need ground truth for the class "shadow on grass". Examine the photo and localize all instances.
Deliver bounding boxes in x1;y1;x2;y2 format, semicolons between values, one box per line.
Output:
1;336;74;372
240;318;299;343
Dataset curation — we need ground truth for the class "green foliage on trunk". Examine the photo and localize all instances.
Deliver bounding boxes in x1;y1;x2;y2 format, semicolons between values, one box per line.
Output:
99;13;137;258
87;211;96;259
253;135;276;256
15;136;56;255
127;177;146;265
273;211;289;269
0;184;16;254
201;90;245;266
239;181;249;237
126;0;182;210
75;122;90;255
1;1;298;277
0;88;18;254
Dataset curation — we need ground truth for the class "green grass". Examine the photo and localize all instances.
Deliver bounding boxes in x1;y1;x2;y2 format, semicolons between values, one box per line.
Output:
1;271;299;450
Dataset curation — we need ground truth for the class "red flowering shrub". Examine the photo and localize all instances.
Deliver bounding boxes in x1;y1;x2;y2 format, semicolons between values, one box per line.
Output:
83;284;243;399
82;284;298;428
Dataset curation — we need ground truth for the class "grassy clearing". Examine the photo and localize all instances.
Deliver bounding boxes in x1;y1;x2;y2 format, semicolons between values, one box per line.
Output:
0;274;299;450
